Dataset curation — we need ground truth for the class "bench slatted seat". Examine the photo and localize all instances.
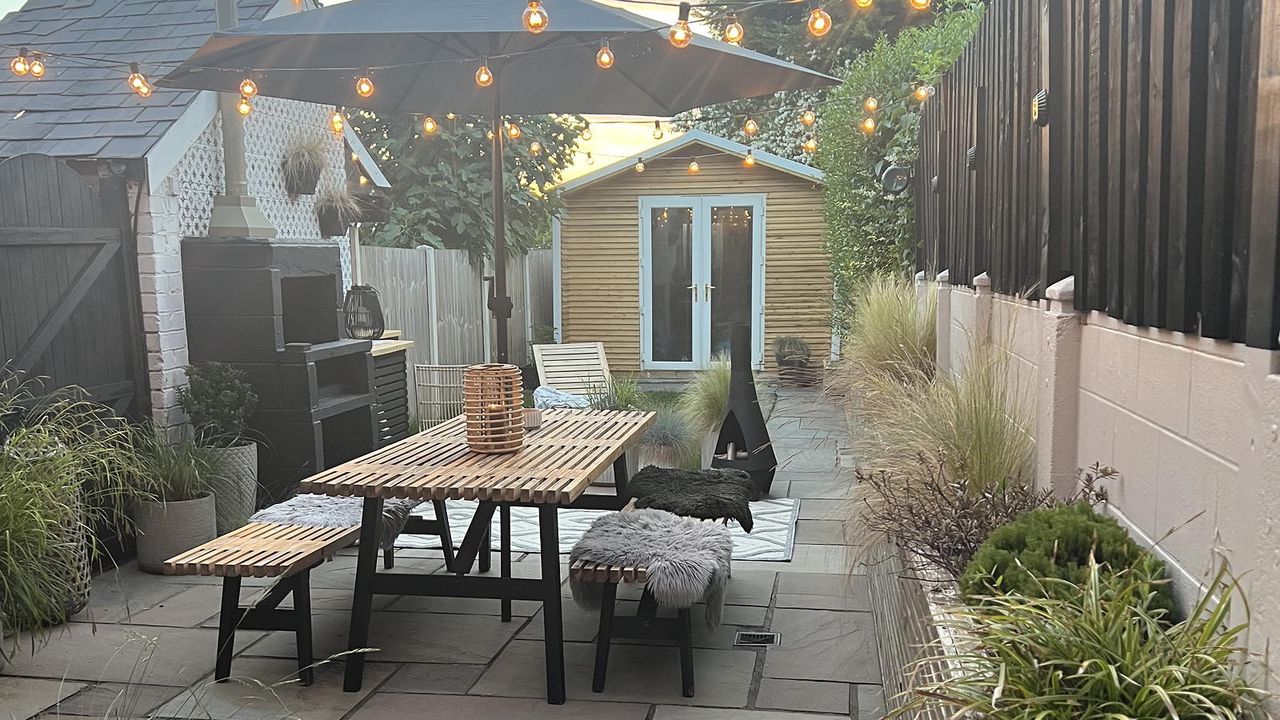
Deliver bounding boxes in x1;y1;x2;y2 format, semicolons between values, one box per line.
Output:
163;522;361;686
569;560;650;584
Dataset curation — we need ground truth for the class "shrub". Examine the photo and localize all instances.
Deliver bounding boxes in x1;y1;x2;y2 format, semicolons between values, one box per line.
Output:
178;362;258;447
898;563;1265;719
960;503;1177;615
587;375;646;411
638;405;699;469
836;274;935;390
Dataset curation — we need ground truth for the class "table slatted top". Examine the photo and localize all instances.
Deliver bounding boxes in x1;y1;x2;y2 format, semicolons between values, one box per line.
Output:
299;409;656;504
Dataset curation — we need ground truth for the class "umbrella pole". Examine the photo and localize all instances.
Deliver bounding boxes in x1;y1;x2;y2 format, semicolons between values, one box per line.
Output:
489;61;512;364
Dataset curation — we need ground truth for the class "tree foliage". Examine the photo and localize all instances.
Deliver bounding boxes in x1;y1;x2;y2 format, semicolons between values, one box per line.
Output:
820;4;982;303
350;112;583;262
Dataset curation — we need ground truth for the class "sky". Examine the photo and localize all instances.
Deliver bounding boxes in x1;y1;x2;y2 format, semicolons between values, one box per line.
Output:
0;0;689;180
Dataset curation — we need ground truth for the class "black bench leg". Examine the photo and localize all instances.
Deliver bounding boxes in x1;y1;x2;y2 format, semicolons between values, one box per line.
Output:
592;582;617;693
479;521;492;574
677;608;695;697
434;500;456;573
383;545;395;570
215;576;241;682
500;504;512;622
637;586;659;619
293;570;315;686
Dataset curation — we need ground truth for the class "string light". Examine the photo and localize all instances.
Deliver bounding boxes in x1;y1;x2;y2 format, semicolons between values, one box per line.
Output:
688;159;700;173
522;1;549;33
475;62;494;88
486;129;496;140
236;95;253;116
863;96;879;113
330;109;345;133
807;8;832;37
27;53;45;78
587;152;595;165
506;121;522;140
634;157;645;173
853;0;873;8
724;17;745;45
596;40;615;69
446;112;457;120
669;2;693;48
530;140;543;155
909;0;932;9
9;48;29;77
127;62;151;97
239;75;258;98
800;108;817;127
802;135;818;153
742;117;759;136
422;116;439;134
355;73;375;98
743;149;756;168
914;84;935;101
652;120;664;140
861;117;877;134
582;122;592;141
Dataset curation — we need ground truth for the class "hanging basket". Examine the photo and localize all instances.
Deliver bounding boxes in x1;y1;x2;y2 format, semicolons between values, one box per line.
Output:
463;363;525;454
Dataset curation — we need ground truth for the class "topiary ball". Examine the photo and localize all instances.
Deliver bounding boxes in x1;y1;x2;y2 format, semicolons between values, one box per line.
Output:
959;503;1177;616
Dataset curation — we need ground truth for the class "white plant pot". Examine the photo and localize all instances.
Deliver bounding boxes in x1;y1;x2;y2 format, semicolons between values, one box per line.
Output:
699;425;722;469
207;442;259;534
134;494;217;574
637;445;684;470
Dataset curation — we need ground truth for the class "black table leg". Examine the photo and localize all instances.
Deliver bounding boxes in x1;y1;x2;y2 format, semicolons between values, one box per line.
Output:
480;520;492;574
500;504;512;622
215;575;241;682
343;496;384;693
613;453;629;497
539;504;565;704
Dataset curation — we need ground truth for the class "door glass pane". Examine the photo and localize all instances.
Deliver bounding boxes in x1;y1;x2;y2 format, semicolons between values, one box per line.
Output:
650;206;695;363
710;205;754;360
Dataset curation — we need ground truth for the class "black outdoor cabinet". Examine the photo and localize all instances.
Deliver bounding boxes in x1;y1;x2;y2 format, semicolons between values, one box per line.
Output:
182;237;378;502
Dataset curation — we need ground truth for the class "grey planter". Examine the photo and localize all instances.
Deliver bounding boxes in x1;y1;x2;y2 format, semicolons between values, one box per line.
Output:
134;494;217;574
207;442;259;534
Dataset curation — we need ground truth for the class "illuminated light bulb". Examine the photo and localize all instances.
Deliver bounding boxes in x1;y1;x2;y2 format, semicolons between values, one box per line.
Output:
908;0;931;10
354;74;375;98
352;151;360;161
802;135;818;153
688;159;700;173
581;122;592;141
446;112;457;120
359;175;370;186
475;63;494;87
634;158;645;173
522;1;549;33
861;117;877;135
506;121;522;140
914;84;935;102
800;108;817;127
422;116;439;134
240;76;258;98
723;18;744;45
330;110;345;133
236;95;253;116
486;130;495;140
127;62;150;96
807;8;832;38
852;0;873;8
652;120;664;140
669;1;693;48
9;49;29;77
530;140;543;155
863;96;879;113
136;83;153;98
596;41;615;70
742;117;759;136
27;54;45;78
743;149;756;168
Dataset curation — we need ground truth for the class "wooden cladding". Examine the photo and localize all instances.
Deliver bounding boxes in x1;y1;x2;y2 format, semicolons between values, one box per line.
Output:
916;0;1280;349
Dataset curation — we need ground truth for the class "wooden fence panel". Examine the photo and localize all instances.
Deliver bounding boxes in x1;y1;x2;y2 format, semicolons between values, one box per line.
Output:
916;0;1275;348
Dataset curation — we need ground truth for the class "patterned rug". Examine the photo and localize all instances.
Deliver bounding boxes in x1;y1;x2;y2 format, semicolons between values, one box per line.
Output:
394;497;800;561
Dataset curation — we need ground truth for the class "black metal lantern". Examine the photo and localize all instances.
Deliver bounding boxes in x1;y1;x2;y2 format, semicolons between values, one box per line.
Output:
343;285;385;340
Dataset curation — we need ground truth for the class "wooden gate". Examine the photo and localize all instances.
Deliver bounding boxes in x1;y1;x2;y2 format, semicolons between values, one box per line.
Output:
0;154;146;415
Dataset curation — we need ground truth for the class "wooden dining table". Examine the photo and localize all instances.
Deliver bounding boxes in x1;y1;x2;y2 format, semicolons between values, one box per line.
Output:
299;408;656;704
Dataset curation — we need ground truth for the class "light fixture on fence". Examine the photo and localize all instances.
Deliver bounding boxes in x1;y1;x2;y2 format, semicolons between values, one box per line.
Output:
743;149;756;168
236;95;253;116
670;2;693;48
476;62;494;87
807;7;832;37
240;73;258;98
724;17;745;45
1031;88;1050;126
522;1;549;33
930;175;940;194
422;116;439;134
863;96;879;113
127;63;152;96
27;53;45;78
860;117;877;135
354;73;375;98
634;157;646;173
330;110;345;133
652;120;665;140
914;84;935;102
800;108;817;127
879;163;912;195
966;145;977;171
742;116;759;136
596;40;615;69
9;48;29;76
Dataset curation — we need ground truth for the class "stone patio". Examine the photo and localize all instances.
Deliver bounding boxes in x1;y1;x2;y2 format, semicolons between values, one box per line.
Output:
0;388;882;719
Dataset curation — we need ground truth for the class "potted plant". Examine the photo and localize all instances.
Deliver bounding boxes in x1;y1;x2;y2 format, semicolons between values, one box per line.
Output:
773;336;814;386
131;431;219;574
281;136;328;197
636;405;697;469
677;359;731;468
178;362;259;534
315;187;360;237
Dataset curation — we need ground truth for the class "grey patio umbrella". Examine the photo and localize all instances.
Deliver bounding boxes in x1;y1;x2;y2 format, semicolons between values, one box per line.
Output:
162;0;839;361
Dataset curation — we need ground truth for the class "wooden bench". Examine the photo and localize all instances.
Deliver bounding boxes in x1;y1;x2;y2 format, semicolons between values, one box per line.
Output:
570;559;694;698
164;522;361;686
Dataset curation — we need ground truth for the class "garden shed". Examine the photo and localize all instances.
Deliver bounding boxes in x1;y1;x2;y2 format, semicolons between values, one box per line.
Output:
553;130;831;378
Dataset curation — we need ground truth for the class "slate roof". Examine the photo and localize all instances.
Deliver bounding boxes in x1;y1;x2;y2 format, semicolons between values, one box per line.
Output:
0;0;276;158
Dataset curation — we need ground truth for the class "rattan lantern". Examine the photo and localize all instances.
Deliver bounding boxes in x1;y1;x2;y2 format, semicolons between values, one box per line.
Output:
463;363;524;453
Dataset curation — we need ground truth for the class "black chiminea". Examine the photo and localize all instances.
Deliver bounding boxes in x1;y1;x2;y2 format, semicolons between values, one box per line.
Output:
712;324;777;496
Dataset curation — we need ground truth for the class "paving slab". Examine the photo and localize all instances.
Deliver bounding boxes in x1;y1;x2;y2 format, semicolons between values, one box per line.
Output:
763;609;880;684
795;520;850;545
652;706;846;719
37;681;181;718
123;584;223;627
755;678;851;715
69;566;193;625
857;683;886;719
378;662;487;694
383;595;541;617
0;677;84;720
796;498;847;521
153;656;394;720
349;693;652;719
775;573;872;612
777;450;839;473
470;639;756;707
783;480;851;500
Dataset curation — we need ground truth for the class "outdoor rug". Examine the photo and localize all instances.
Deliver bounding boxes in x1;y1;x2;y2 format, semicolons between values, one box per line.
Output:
394;497;799;561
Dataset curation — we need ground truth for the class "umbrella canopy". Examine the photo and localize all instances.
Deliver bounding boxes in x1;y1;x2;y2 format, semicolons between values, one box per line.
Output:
161;0;839;115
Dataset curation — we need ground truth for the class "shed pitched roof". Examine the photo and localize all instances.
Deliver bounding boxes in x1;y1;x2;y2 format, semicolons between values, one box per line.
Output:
557;129;824;195
0;0;276;158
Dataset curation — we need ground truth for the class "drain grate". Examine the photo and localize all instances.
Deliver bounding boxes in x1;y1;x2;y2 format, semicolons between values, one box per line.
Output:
734;631;782;648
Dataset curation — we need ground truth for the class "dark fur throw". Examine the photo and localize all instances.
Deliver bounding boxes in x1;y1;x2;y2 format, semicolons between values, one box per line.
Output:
628;466;756;533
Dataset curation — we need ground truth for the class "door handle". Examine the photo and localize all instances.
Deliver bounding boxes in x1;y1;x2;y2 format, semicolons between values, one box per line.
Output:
704;284;716;301
687;284;698;302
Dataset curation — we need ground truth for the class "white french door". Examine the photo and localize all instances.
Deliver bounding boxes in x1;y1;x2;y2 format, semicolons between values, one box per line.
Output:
639;194;765;371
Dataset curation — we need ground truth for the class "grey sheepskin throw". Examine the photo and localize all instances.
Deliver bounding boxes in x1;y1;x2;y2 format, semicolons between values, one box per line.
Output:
250;494;418;550
628;466;756;532
569;509;733;628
